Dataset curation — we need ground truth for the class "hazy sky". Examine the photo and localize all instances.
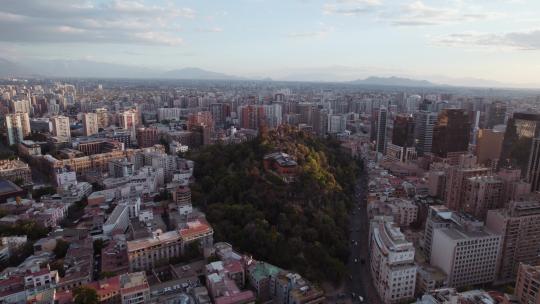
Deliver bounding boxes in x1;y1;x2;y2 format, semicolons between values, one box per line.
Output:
1;0;540;85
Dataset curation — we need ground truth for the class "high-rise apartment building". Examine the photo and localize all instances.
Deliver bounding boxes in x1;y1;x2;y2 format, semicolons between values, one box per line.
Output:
463;176;503;220
444;162;490;212
485;101;507;129
431;219;501;288
328;114;346;134
500;112;540;173
51;115;71;142
10;99;31;114
413;111;437;156
312;107;329;136
5;112;31;145
431;109;471;161
526;137;540;192
386;114;416;162
239;105;261;130
476;128;504;168
486;201;540;282
209;103;229;128
423;205;453;261
375;107;388;155
119;109;138;140
498;168;531;205
82;112;99;136
370;216;417;304
136;127;159;148
515;263;540;304
95;108;109;129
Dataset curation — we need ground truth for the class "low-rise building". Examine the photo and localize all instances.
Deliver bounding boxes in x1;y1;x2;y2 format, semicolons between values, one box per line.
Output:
119;272;150;304
0;159;32;186
127;220;213;271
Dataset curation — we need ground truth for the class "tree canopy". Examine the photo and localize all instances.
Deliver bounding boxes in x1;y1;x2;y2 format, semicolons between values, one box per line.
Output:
189;126;362;283
73;286;99;304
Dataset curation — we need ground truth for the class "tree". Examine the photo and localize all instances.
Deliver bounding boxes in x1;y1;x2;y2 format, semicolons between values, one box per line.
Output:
32;186;56;201
53;239;70;259
189;126;361;283
73;286;98;304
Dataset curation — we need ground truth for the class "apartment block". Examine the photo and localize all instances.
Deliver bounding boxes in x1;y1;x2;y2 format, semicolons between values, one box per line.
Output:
431;221;501;288
119;272;150;304
515;263;540;304
486;201;540;283
463;175;504;220
370;216;417;304
126;219;213;271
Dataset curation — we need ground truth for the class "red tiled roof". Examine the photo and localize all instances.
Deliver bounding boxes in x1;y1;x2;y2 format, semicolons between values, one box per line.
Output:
179;220;212;239
215;290;256;304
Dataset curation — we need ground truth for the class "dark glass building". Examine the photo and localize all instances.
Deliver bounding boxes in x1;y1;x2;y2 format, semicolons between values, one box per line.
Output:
431;109;471;158
500;112;540;174
392;114;415;148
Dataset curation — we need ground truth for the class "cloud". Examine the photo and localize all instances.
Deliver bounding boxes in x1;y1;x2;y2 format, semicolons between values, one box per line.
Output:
389;1;503;26
433;29;540;50
288;24;334;39
196;27;224;33
0;0;194;45
323;0;381;16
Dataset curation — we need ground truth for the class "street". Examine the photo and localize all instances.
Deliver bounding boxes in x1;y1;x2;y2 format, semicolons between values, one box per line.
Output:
345;163;382;304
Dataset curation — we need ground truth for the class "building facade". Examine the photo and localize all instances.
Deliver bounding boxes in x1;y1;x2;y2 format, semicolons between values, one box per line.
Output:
370;216;417;304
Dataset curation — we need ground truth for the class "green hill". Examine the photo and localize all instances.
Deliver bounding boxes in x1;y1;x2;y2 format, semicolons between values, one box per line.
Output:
188;126;363;283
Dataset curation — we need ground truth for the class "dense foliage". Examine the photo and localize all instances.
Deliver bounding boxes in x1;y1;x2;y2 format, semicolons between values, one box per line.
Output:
73;286;99;304
189;126;362;283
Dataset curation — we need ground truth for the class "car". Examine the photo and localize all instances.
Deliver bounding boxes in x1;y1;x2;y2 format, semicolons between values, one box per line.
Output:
358;296;364;302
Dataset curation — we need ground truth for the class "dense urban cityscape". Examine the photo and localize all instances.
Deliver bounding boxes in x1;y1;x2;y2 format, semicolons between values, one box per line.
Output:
2;1;540;304
0;78;539;304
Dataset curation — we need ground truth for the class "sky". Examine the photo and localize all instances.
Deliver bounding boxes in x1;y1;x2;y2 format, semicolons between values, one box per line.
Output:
1;0;540;86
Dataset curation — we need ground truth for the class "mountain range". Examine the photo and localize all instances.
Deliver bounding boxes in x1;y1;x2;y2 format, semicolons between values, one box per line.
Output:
0;57;530;88
349;76;436;87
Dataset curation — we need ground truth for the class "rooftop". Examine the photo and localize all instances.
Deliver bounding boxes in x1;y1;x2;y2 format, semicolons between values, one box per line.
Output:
248;261;282;282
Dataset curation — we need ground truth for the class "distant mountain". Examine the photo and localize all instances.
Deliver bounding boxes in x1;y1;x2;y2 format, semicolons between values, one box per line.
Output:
0;58;244;80
161;67;243;80
350;76;437;87
0;58;28;77
28;59;158;78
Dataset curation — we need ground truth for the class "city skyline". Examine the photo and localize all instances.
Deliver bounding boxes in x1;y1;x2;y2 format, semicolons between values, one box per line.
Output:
1;0;540;87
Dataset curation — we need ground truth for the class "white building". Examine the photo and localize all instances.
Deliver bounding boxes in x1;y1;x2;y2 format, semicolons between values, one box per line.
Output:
55;169;77;187
10;99;32;114
388;200;418;227
82;112;99;136
120;272;150;304
58;182;92;204
103;204;130;236
370;216;417;304
430;223;501;288
158;107;185;122
170;141;189;154
5;112;31;145
51;115;71;142
328;114;347;134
